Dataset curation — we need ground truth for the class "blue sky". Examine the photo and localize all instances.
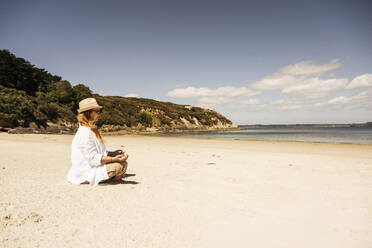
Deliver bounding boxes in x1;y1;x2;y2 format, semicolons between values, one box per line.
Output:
1;0;371;124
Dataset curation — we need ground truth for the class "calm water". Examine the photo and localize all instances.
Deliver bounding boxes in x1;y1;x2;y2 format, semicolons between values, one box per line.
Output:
152;127;372;144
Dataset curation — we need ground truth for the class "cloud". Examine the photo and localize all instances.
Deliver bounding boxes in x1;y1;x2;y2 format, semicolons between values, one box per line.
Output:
278;59;341;76
166;86;261;98
166;86;262;109
241;98;266;107
250;59;347;99
124;93;139;97
271;98;301;105
241;98;261;105
346;74;372;89
314;90;372;111
196;96;231;109
352;89;372;102
271;98;302;110
240;98;266;111
250;74;298;90
164;60;372;114
280;105;302;110
282;77;348;98
314;96;352;111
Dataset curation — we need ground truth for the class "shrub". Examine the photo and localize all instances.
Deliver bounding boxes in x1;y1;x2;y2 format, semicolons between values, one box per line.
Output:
135;111;153;127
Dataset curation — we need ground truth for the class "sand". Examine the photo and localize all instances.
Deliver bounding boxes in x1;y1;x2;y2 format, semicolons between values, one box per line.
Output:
1;133;372;248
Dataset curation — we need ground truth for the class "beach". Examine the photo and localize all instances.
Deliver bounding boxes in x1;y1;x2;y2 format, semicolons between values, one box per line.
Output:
1;133;372;248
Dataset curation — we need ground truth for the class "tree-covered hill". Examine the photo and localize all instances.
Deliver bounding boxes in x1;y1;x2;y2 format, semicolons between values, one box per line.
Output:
0;50;236;133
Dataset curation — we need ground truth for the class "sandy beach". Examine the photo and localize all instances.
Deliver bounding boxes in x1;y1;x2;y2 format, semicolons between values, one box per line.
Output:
1;133;372;248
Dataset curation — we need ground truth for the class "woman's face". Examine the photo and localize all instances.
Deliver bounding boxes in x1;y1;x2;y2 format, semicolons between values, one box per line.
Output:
89;108;101;123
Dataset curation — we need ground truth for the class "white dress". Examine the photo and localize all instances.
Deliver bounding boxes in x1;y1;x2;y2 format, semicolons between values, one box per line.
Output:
67;125;109;186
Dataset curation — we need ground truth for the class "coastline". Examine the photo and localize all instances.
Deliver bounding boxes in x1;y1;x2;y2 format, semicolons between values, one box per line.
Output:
4;125;371;145
2;132;372;147
3;126;241;135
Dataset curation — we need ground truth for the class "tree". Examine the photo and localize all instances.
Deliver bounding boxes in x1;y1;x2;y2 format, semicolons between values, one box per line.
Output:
48;81;74;104
0;49;61;94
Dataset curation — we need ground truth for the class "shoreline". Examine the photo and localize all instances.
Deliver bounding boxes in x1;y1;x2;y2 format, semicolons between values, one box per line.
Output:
143;133;372;146
1;132;372;147
2;126;241;135
3;126;371;145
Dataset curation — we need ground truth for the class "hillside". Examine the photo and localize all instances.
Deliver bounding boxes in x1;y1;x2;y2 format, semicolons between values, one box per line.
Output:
0;50;236;134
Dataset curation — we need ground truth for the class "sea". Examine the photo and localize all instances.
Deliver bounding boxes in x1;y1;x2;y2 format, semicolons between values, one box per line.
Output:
152;127;372;144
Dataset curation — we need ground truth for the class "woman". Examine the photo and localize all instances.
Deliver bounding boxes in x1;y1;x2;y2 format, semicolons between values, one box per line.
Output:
67;97;129;186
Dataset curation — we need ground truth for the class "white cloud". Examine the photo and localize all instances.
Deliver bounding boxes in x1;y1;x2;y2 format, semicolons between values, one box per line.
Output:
196;96;231;109
328;96;352;104
278;59;341;76
166;86;262;109
271;98;302;110
352;89;372;102
250;74;299;90
346;74;372;89
314;90;372;111
314;96;352;111
250;59;348;99
124;93;139;97
166;86;261;98
164;60;372;115
271;98;301;105
280;105;302;110
241;98;261;105
197;96;231;105
282;77;348;98
240;98;266;111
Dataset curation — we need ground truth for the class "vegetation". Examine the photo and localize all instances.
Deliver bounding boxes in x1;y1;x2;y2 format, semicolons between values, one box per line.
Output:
0;50;233;130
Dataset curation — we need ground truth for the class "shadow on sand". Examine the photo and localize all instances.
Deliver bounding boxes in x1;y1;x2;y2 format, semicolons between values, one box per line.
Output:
100;173;139;185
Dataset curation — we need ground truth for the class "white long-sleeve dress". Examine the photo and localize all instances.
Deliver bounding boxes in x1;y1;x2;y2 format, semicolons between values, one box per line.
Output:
67;125;109;186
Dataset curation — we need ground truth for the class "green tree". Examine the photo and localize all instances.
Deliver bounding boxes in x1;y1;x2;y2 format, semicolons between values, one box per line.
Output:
72;84;92;102
48;81;74;104
72;84;93;111
0;49;61;94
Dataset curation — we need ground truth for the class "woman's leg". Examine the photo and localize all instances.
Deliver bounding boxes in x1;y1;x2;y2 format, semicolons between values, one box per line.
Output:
113;161;128;181
105;161;128;182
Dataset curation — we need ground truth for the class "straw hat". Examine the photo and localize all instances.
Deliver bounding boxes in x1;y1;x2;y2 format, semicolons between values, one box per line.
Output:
77;98;103;113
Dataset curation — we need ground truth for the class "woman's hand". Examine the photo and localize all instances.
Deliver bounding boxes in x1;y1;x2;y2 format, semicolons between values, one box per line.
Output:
113;153;129;163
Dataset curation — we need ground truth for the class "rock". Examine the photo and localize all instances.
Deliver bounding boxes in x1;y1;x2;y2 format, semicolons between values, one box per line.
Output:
28;122;38;129
145;127;158;132
8;128;32;134
46;121;58;127
0;126;10;132
7;126;75;134
180;117;198;129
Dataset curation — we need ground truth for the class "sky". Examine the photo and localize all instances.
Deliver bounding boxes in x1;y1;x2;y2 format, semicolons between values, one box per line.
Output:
1;0;371;125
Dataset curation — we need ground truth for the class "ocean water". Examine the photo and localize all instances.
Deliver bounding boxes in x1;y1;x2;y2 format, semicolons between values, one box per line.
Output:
151;127;372;144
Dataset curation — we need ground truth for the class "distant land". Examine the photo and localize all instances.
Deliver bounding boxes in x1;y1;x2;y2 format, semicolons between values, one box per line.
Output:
238;122;372;129
0;50;236;134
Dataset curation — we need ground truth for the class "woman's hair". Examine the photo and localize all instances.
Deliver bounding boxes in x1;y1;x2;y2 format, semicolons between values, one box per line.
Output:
77;110;104;144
